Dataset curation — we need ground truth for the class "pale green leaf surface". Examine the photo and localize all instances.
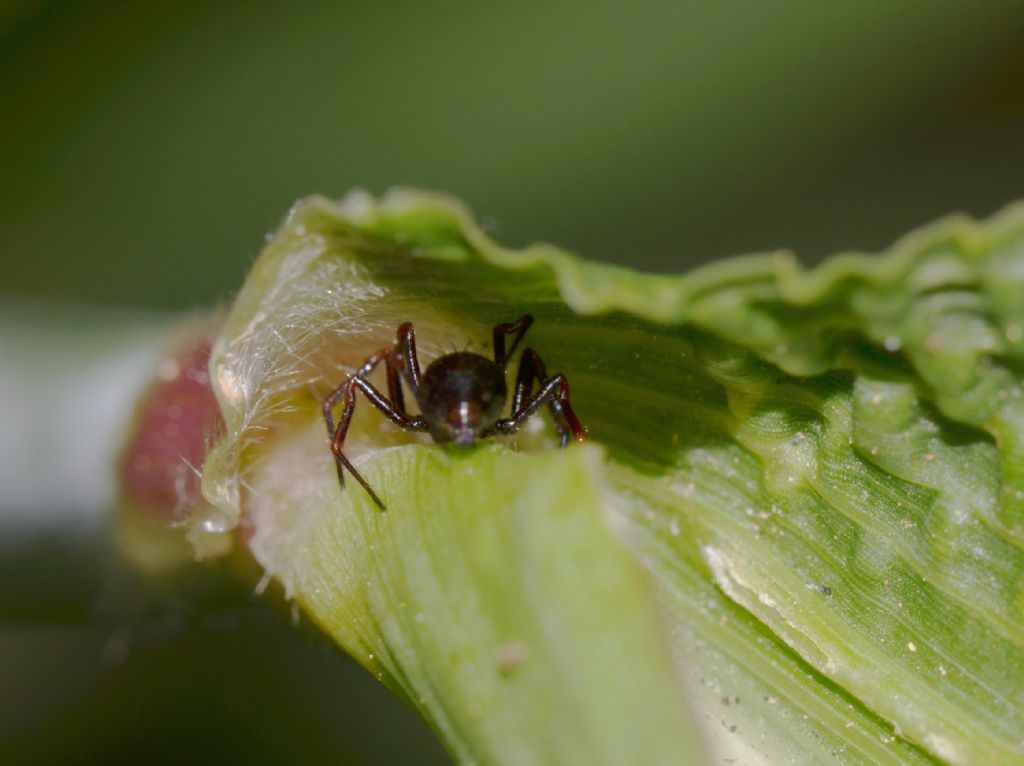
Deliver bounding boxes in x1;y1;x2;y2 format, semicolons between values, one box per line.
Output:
201;190;1024;765
262;433;705;765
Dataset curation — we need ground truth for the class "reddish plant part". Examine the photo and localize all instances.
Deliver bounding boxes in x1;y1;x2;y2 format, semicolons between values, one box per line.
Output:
118;331;223;521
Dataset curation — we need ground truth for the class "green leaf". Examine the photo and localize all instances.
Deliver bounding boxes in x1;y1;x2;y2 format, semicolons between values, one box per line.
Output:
269;439;705;764
201;189;1024;765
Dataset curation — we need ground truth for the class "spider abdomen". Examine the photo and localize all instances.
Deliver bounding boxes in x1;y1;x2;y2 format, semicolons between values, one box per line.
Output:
418;352;507;446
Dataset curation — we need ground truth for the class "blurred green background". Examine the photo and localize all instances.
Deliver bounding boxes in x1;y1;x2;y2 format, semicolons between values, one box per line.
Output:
5;1;1024;310
4;1;1024;764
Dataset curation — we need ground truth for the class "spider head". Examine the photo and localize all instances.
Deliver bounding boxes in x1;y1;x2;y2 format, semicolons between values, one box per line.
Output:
418;352;507;447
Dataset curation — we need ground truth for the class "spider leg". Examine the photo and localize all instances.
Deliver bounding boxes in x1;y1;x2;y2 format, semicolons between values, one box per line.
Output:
323;347;391;451
322;346;427;510
492;314;534;370
326;383;386;509
488;348;586;446
393;322;424;391
385;349;406;415
509;347;547;415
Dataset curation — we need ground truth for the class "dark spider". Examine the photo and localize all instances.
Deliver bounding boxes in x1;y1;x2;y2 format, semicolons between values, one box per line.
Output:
322;314;586;509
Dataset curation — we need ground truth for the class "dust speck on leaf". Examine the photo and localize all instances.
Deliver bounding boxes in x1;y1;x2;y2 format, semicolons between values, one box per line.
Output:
494;640;530;677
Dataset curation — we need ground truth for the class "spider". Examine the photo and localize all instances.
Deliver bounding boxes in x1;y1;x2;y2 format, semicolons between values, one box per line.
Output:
322;314;586;509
